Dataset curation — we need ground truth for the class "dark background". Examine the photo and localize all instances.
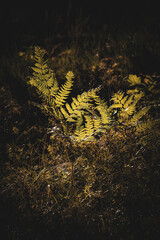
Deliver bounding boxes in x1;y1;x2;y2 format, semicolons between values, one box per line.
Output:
0;0;159;77
1;0;160;87
1;0;160;42
0;2;160;240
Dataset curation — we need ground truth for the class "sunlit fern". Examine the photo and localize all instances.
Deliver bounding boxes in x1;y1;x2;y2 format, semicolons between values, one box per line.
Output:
30;46;59;100
29;47;153;142
127;74;159;95
109;90;150;126
54;71;74;107
60;88;111;141
29;47;74;120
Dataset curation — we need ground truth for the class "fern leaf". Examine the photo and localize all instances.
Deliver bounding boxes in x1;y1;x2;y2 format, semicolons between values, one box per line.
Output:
127;89;139;95
125;103;136;116
136;119;153;133
111;91;124;104
64;90;94;121
72;97;80;107
93;118;101;130
85;116;94;136
128;75;141;85
29;46;59;103
71;101;77;110
121;95;128;105
55;71;74;107
60;107;70;119
130;106;150;125
111;103;123;109
66;103;74;114
123;95;134;109
96;105;110;125
74;117;86;141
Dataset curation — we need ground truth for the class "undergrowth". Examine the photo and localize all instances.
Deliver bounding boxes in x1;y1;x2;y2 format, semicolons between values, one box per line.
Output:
0;8;160;239
0;45;160;240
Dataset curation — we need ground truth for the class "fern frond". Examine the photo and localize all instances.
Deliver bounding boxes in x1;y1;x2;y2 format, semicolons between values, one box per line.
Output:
130;106;150;125
127;89;139;95
127;74;157;94
123;95;134;109
74;117;86;141
65;103;74;114
55;71;74;107
134;92;144;102
111;91;124;103
111;103;123;109
110;88;148;125
124;102;136;116
60;107;70;119
85;116;94;136
62;90;95;121
93;118;101;131
96;105;110;125
128;74;141;85
29;46;59;101
136;119;153;133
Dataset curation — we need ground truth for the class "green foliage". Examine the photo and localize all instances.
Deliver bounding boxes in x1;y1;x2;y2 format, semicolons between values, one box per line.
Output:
55;71;74;107
1;9;160;240
128;74;142;85
61;88;110;141
110;90;150;126
29;47;156;144
2;44;159;240
29;47;74;115
29;47;76;136
30;47;59;100
127;74;158;93
29;47;110;141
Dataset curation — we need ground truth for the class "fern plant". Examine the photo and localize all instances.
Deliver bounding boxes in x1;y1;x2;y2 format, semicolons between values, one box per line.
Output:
126;74;160;144
109;90;150;126
127;74;160;110
29;47;111;142
29;47;75;133
60;88;111;141
30;47;59;101
29;46;153;143
127;74;157;93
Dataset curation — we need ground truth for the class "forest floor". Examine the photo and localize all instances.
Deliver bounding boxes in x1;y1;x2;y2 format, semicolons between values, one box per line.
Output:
0;4;160;240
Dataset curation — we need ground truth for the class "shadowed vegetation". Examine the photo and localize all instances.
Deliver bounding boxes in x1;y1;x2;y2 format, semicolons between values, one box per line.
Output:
0;3;160;240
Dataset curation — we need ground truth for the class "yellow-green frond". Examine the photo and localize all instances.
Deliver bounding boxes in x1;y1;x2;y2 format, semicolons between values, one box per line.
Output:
74;117;86;141
111;91;124;104
111;103;123;109
123;95;134;109
136;119;153;133
29;46;59;103
85;116;94;136
60;107;70;119
130;106;150;125
55;71;74;107
65;103;73;114
93;118;101;130
128;75;141;85
96;105;110;125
